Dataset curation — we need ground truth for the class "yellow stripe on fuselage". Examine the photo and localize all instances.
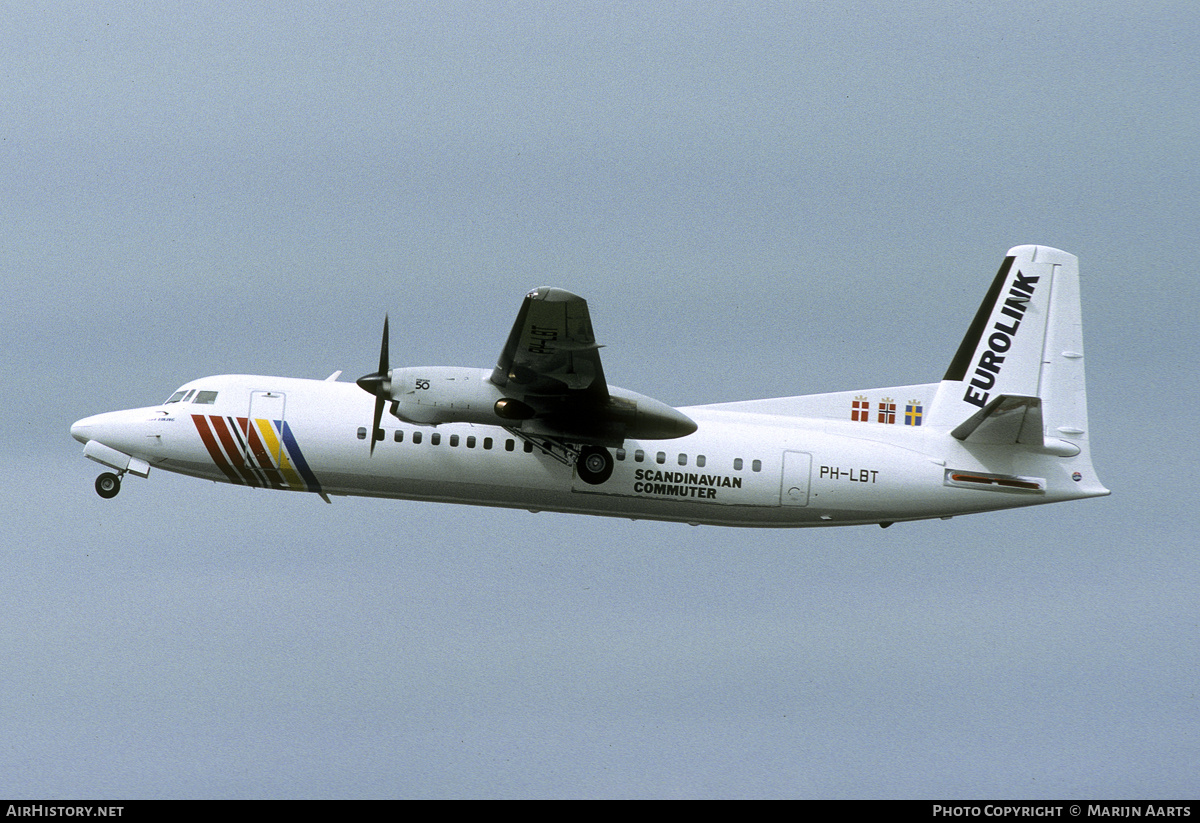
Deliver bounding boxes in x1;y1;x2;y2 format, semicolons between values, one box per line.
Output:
255;418;306;491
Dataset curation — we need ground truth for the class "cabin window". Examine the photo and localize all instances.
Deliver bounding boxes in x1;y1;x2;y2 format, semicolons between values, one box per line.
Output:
696;455;706;468
374;429;384;442
616;448;626;461
677;454;687;466
634;449;644;462
194;391;218;405
656;452;666;464
431;433;441;446
505;439;515;452
524;441;534;453
467;436;477;449
483;437;492;450
734;458;743;470
752;459;762;472
449;434;459;447
412;431;423;444
394;430;404;443
357;427;367;440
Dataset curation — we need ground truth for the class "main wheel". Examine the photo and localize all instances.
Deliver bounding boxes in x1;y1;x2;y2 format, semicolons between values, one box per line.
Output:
95;472;121;499
576;446;614;485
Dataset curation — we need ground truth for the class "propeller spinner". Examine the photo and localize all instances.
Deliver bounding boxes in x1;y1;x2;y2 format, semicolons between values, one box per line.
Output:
355;314;390;455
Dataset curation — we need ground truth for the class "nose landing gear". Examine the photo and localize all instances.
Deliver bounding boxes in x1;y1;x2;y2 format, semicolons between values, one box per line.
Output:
94;472;122;499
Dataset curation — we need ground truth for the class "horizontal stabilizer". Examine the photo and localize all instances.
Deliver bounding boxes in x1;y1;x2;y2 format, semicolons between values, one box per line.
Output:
951;394;1043;445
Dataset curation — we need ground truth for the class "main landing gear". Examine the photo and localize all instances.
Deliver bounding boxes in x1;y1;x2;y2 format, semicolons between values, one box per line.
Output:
575;445;614;485
503;429;616;486
94;472;122;499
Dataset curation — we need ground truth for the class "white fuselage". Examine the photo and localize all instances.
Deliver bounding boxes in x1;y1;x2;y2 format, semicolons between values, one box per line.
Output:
70;373;1107;528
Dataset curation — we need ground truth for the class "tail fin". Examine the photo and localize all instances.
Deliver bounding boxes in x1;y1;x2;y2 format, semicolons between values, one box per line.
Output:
928;246;1094;459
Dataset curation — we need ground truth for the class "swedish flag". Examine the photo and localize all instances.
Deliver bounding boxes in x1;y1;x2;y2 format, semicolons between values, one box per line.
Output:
905;402;923;426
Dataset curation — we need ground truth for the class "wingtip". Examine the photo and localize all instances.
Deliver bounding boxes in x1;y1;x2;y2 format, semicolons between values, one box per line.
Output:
526;286;584;302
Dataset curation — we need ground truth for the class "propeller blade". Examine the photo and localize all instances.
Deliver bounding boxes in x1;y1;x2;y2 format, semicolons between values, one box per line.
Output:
378;314;389;376
355;314;391;456
371;394;385;456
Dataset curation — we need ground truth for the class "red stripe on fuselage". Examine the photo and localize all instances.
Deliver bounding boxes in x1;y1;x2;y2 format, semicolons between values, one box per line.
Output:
238;417;286;489
208;415;261;486
191;414;243;485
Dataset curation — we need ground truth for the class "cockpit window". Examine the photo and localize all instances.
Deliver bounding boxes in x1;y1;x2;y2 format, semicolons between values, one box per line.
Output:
165;390;187;404
193;391;219;405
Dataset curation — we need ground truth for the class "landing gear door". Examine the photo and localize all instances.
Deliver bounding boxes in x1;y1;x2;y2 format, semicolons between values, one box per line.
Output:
248;390;287;465
781;451;812;507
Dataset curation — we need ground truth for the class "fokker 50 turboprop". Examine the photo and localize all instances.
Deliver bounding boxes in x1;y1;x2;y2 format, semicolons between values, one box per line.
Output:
71;245;1108;527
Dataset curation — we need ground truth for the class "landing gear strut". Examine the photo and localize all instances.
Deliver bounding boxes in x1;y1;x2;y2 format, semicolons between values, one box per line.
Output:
502;429;615;486
95;472;122;499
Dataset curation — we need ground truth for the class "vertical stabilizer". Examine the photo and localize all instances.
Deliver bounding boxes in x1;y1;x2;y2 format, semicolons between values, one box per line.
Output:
928;246;1093;457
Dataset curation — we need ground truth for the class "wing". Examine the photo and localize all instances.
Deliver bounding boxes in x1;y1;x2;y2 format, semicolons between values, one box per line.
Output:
489;287;696;443
491;287;608;399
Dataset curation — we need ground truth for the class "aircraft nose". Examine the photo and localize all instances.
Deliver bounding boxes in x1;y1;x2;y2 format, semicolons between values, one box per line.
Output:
70;410;129;445
71;415;97;444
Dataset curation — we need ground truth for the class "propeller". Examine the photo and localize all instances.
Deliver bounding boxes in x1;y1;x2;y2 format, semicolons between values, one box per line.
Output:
355;314;390;455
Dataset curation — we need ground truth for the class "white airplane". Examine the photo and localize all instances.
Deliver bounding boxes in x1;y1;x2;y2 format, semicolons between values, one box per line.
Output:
71;245;1108;528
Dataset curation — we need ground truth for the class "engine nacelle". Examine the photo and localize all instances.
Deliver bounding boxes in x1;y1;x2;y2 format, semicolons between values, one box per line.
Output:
387;367;508;426
604;387;698;440
383;367;696;441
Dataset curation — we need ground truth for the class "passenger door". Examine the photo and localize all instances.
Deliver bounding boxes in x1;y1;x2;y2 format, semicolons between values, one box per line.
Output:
780;451;812;507
247;390;287;468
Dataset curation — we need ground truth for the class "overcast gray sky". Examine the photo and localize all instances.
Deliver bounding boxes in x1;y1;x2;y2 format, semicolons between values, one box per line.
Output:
3;1;1197;798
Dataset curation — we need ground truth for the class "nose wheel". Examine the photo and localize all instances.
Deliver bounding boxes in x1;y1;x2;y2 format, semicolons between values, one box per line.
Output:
95;472;122;499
